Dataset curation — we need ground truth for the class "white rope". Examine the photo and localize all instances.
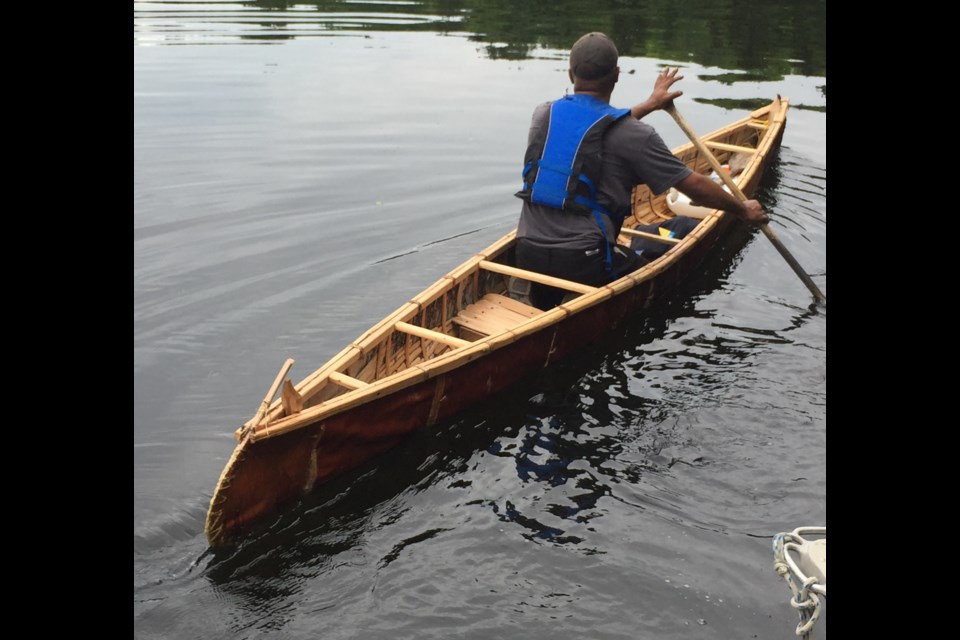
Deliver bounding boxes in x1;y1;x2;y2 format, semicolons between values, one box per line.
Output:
773;528;826;639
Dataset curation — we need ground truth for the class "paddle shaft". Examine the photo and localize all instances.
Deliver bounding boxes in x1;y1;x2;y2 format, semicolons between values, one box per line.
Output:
665;104;826;304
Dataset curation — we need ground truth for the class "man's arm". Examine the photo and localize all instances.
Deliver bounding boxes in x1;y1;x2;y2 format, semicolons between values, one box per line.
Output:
673;172;769;226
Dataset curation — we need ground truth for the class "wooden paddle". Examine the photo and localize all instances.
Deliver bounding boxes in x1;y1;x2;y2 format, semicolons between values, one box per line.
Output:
665;103;826;304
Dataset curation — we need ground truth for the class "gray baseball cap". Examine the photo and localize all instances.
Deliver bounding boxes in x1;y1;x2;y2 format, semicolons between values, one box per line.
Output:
569;32;619;80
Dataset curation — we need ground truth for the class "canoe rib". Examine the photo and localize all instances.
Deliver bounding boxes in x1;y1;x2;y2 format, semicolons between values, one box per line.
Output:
205;97;790;546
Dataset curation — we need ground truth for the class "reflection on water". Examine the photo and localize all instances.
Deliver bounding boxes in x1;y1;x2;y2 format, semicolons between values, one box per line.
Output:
135;0;826;79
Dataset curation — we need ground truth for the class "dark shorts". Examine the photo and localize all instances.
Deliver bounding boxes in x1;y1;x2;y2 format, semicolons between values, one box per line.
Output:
515;238;648;310
516;217;701;310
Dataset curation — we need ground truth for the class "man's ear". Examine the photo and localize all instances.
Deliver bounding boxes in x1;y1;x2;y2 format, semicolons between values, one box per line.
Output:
568;69;575;85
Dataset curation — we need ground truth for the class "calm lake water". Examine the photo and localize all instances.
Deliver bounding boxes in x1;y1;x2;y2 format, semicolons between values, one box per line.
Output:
134;1;826;638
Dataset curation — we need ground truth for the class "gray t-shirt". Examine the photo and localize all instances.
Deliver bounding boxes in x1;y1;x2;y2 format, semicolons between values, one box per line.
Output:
517;100;692;250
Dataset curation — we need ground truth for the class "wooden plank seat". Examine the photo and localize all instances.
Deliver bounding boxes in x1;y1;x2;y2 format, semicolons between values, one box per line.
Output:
453;293;542;339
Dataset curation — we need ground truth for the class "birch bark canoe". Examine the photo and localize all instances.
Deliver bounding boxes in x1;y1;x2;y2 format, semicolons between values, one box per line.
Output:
205;97;791;546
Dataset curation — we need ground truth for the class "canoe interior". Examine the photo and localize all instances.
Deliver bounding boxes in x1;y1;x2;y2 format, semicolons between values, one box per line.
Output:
205;98;788;546
261;101;778;425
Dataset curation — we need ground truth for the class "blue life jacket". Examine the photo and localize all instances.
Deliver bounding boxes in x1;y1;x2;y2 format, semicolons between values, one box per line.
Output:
515;94;631;275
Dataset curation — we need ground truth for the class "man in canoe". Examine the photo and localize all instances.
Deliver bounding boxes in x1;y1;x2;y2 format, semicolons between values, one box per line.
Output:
515;32;769;310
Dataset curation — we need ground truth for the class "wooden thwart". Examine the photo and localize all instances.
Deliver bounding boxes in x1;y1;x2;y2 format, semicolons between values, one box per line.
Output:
328;370;369;390
395;321;472;348
620;228;681;245
478;260;597;294
704;141;757;154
